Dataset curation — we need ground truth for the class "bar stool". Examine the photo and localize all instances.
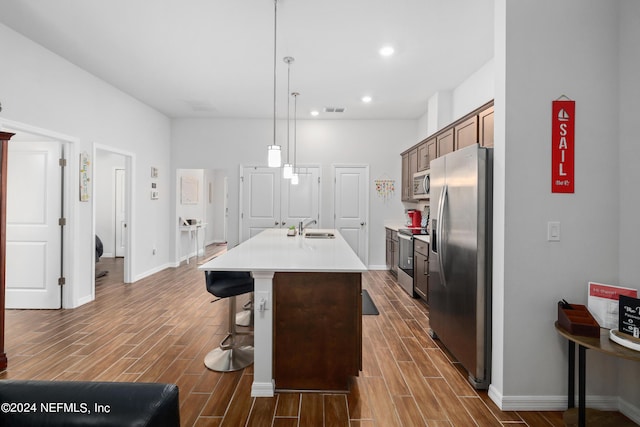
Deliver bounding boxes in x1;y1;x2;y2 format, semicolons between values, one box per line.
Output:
235;295;253;327
204;271;254;372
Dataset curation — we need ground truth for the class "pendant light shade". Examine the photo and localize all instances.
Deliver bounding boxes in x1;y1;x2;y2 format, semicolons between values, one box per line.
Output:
268;145;281;167
283;163;293;179
267;0;281;168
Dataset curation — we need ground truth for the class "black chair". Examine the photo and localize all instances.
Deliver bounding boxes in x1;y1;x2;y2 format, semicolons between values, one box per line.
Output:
204;271;255;372
0;380;179;427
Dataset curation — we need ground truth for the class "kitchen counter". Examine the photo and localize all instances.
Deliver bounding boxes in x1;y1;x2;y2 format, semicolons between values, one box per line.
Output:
199;228;367;396
384;223;405;232
200;228;366;273
414;234;430;244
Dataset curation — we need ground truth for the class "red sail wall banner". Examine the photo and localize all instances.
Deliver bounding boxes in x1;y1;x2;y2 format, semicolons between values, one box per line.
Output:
551;100;575;193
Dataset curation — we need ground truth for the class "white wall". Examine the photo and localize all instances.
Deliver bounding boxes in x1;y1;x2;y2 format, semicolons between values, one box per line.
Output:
493;0;638;416
452;58;495;119
170;118;415;267
0;23;172;306
417;59;495;142
617;0;640;413
209;169;228;243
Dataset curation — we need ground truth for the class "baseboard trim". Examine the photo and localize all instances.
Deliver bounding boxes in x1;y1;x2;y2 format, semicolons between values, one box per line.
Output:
251;380;275;397
488;386;621;411
134;262;174;282
619;397;640;425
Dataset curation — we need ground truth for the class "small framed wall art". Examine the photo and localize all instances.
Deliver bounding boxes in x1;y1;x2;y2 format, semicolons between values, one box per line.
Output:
79;151;91;202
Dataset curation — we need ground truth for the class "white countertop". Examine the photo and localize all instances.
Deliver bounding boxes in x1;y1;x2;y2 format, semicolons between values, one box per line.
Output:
199;228;367;273
414;234;430;243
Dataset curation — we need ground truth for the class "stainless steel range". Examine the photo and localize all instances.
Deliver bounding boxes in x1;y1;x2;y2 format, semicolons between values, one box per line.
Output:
396;228;428;297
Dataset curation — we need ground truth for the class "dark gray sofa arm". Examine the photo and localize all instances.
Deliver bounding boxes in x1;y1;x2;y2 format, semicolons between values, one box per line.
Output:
0;380;179;427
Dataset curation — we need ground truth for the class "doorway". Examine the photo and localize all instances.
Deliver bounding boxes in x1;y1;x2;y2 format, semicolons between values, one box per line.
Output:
333;165;369;265
94;145;133;291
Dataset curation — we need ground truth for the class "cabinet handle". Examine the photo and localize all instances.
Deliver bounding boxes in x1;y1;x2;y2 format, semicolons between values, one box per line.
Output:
275;221;279;226
424;259;429;275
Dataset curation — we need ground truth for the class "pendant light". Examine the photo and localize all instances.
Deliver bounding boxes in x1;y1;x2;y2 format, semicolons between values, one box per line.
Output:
282;56;295;178
267;0;281;168
290;91;300;185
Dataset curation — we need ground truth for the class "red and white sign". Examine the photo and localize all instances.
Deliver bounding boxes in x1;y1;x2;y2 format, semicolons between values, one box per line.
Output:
551;100;575;193
587;282;638;329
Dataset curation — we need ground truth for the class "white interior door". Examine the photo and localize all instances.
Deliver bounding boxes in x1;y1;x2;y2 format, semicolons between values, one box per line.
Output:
241;166;281;242
6;141;62;309
333;165;369;265
281;167;320;230
114;168;126;257
241;166;321;242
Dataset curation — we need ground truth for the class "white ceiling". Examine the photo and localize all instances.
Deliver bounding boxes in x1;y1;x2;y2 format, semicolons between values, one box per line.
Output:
0;0;494;120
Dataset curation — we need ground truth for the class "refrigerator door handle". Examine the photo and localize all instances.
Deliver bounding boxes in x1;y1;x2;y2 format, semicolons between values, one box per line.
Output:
437;184;448;288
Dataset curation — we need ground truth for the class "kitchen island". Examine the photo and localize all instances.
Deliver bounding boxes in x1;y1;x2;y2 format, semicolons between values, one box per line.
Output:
199;228;367;397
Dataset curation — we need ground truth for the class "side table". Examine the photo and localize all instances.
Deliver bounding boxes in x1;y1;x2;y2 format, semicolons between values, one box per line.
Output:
555;321;640;427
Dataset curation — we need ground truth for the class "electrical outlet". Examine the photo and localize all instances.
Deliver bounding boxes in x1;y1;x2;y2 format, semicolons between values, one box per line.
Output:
256;290;270;312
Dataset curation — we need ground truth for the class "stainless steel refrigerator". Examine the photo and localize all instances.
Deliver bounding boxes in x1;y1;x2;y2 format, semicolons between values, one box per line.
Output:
429;143;492;389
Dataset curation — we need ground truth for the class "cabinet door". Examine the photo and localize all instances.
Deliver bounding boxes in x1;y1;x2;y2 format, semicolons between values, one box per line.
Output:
455;115;479;150
391;232;398;276
408;149;418;198
479;106;494;148
385;237;392;270
436;128;454;158
417;142;429;172
401;153;409;201
426;138;437;167
414;252;429;300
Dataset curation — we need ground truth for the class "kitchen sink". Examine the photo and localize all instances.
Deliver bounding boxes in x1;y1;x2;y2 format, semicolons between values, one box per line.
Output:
304;231;335;239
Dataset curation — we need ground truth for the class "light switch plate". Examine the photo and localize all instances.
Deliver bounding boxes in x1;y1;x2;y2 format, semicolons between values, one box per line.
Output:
548;221;561;242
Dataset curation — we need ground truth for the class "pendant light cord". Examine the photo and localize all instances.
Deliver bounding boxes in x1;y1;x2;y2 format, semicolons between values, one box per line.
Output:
293;92;298;169
286;61;291;163
273;0;278;147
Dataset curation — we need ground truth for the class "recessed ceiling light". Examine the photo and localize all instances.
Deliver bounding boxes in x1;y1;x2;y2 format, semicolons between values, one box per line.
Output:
379;45;395;57
362;96;372;103
310;110;319;117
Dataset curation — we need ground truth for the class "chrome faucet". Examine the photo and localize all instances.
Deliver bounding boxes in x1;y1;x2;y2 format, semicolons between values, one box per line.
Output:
298;218;317;235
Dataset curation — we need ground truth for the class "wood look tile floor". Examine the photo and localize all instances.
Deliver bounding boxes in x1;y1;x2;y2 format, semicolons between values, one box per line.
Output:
0;245;627;426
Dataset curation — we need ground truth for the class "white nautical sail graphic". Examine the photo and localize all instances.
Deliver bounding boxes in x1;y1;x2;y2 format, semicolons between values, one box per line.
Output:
558;109;570;121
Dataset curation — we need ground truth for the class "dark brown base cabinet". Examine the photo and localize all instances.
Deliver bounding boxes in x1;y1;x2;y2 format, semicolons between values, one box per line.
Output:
414;238;429;301
385;228;398;277
273;272;362;391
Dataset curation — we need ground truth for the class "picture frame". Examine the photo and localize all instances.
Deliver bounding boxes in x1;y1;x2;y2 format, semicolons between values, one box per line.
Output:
79;151;91;202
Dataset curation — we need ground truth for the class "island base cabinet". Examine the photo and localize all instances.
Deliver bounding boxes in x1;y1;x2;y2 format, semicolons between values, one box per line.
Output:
273;272;362;391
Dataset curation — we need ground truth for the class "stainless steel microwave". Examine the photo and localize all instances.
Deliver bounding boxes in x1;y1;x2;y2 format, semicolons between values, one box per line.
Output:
412;170;430;200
